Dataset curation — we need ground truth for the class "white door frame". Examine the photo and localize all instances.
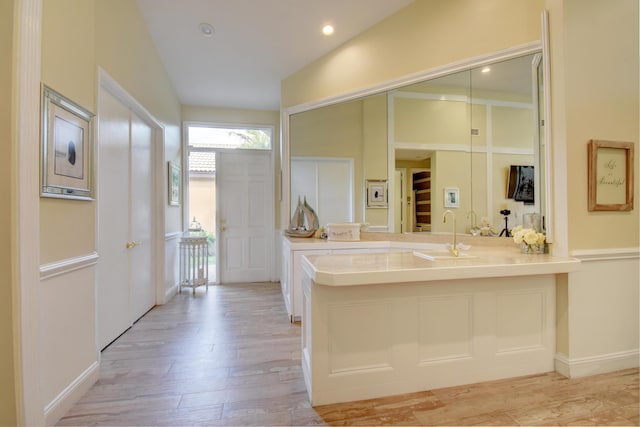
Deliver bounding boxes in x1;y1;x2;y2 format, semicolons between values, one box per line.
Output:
97;68;165;307
14;0;45;424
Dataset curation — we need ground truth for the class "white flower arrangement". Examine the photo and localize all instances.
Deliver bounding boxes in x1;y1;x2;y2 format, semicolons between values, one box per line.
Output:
511;225;546;248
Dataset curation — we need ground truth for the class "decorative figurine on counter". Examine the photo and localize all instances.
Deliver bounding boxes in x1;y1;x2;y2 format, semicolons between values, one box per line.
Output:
285;196;319;238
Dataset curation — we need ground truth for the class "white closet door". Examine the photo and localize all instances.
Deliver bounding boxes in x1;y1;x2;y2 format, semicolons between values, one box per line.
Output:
129;112;154;321
97;88;156;349
97;90;132;349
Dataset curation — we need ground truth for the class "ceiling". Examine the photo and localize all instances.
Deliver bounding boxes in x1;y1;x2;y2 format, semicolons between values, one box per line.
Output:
136;0;414;111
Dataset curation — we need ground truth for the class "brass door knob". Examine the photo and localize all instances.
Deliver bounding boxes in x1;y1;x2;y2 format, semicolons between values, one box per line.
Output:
125;241;141;249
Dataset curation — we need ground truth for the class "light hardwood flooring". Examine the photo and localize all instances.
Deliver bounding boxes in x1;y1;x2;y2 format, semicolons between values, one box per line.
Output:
57;282;639;426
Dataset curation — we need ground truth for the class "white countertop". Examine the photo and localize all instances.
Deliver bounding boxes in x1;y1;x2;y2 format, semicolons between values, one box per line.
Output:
302;247;581;286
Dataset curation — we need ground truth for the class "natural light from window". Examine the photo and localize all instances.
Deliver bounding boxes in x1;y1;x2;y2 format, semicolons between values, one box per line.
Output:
187;125;272;150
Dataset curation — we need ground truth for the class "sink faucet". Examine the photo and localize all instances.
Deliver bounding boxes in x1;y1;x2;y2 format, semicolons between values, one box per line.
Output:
442;210;459;257
467;210;480;236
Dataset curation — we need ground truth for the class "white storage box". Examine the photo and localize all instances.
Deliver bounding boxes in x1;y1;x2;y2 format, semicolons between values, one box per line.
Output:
326;222;360;241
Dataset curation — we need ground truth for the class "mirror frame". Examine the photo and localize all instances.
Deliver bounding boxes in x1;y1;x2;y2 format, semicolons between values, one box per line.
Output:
282;15;552;241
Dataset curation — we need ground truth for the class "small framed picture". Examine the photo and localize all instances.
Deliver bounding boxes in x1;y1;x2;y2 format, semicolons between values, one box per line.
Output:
444;187;460;208
366;179;388;208
41;85;94;200
587;140;634;211
168;161;181;206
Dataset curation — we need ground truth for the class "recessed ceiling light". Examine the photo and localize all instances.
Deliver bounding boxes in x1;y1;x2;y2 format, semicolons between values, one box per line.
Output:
199;22;215;37
481;66;491;73
322;24;334;36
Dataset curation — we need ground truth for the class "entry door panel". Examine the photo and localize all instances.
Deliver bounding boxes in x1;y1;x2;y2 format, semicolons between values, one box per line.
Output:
218;151;273;283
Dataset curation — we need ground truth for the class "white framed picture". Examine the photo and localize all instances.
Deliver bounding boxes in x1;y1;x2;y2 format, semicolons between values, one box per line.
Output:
366;179;388;208
444;187;460;208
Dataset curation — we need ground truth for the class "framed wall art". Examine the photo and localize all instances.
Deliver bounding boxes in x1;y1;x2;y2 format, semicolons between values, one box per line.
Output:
444;187;460;208
168;161;181;206
587;140;634;211
41;85;95;200
366;179;387;208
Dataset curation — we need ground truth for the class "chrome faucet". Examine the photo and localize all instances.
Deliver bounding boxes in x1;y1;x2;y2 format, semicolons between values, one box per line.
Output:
442;210;459;257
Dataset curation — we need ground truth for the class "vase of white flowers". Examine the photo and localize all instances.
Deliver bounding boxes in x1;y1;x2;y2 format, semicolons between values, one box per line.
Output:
511;225;546;254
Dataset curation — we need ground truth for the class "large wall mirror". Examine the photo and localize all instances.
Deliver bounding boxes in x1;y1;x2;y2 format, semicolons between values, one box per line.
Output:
284;41;552;240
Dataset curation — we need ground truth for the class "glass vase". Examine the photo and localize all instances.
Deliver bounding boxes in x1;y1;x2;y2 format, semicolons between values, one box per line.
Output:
520;242;545;254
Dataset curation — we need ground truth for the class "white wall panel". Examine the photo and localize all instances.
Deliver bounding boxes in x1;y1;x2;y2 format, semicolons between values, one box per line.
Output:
291;157;353;225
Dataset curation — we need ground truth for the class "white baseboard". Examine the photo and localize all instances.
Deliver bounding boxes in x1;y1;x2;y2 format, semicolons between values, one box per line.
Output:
555;349;639;378
165;283;179;302
44;361;100;426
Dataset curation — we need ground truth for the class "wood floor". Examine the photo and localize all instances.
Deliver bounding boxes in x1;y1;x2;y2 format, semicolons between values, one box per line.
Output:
57;282;639;426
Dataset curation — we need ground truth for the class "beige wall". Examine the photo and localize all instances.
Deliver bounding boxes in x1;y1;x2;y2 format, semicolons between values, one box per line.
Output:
182;105;281;228
553;0;639;251
1;0;17;424
40;0;96;263
282;0;545;107
547;0;638;369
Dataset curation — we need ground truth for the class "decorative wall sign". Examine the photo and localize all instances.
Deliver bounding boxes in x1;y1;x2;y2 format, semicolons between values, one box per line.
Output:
588;140;634;211
366;179;387;208
41;85;94;200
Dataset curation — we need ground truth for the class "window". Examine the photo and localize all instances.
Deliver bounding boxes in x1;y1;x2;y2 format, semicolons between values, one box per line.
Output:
186;123;272;150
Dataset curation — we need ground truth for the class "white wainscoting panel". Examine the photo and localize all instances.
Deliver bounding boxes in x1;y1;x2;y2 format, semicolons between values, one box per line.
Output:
496;289;545;353
418;295;473;363
164;232;181;301
328;301;394;374
556;248;639;377
40;254;99;425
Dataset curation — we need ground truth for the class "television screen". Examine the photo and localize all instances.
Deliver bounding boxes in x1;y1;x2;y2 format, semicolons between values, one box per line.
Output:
507;165;534;204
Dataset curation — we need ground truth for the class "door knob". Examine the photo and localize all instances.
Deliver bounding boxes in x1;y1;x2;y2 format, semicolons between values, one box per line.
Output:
125;241;141;249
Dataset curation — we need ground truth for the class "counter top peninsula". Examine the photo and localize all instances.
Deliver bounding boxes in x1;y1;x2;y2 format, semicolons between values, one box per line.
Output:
302;247;581;286
299;244;580;406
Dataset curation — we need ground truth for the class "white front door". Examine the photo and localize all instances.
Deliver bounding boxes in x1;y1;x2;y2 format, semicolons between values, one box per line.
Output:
217;150;274;283
97;87;156;349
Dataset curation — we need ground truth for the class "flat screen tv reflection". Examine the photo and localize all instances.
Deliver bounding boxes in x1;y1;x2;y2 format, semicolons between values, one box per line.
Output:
507;165;534;205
